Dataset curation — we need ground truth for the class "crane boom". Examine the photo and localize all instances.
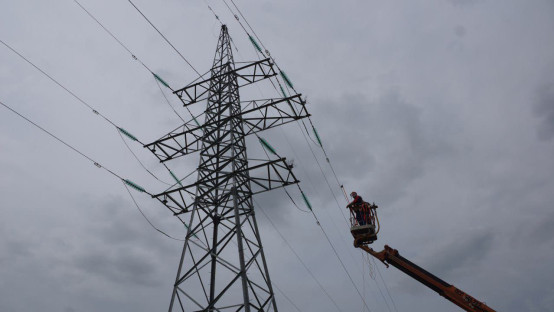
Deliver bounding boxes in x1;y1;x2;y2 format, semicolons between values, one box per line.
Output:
360;245;496;312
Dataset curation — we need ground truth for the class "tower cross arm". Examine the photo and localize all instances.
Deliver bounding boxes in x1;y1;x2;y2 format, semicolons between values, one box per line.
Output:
241;94;311;135
248;158;300;194
144;94;310;162
173;58;277;106
143;120;204;163
152;158;299;215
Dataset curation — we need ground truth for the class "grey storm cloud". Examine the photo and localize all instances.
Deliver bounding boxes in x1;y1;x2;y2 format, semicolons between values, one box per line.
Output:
534;81;554;141
74;246;161;287
425;230;494;277
312;91;455;206
528;210;554;244
454;25;466;38
449;0;481;7
2;0;554;312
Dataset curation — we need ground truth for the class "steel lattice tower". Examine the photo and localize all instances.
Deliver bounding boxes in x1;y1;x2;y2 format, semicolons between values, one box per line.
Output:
144;25;310;311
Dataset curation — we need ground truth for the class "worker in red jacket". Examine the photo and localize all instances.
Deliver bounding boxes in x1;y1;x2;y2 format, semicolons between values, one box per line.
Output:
347;192;366;225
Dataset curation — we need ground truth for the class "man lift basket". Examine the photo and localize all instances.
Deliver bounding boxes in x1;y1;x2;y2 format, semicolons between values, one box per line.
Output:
346;192;379;247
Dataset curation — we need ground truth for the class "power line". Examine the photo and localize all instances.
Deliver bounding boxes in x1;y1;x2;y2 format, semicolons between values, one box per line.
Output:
216;0;350;207
72;0;210;240
1;37;182;187
213;1;351;224
73;0;201;137
73;1;243;213
73;0;153;73
153;77;186;123
211;0;296;110
123;181;185;241
295;121;351;225
262;144;371;310
213;4;401;309
7;4;394;310
161;166;197;193
0;98;192;246
215;0;350;215
4;9;203;191
248;48;373;310
152;76;203;132
126;0;203;77
117;130;172;185
254;199;344;312
363;253;367;312
73;2;390;309
367;254;393;312
228;0;267;59
308;208;373;312
283;133;392;312
219;12;376;301
276;128;385;309
0;99;150;193
291;121;389;310
372;256;399;312
202;0;223;25
210;4;377;308
257;138;310;214
272;282;302;312
220;0;250;37
0;38;125;136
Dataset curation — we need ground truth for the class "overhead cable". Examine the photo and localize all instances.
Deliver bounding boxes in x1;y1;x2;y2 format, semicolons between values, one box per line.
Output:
2;99;189;244
73;0;153;73
0;99;151;195
153;77;186;123
211;5;376;308
216;0;347;202
0;38;180;187
117;130;172;185
217;6;399;307
254;199;344;312
373;257;399;312
73;0;201;123
305;203;373;312
257;135;309;213
271;282;303;312
123;181;186;241
217;0;351;206
274;126;387;309
202;0;223;24
0;38;124;135
295;121;351;225
126;0;203;77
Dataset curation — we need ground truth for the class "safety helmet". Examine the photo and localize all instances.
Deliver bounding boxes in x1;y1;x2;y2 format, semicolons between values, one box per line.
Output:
350;192;357;198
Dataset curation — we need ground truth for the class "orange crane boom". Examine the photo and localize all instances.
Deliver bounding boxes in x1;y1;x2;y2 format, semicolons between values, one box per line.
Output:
360;245;496;312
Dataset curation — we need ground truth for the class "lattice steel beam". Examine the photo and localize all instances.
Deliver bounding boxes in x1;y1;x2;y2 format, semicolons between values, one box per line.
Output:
174;58;277;106
154;158;298;216
144;94;309;162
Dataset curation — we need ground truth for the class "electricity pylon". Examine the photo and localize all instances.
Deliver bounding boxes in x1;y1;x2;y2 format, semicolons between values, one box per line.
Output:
145;25;310;311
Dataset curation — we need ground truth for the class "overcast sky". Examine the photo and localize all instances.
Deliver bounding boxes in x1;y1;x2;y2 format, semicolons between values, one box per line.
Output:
1;0;554;311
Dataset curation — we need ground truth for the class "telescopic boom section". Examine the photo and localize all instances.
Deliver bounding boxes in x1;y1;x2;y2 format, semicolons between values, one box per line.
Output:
359;245;496;312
